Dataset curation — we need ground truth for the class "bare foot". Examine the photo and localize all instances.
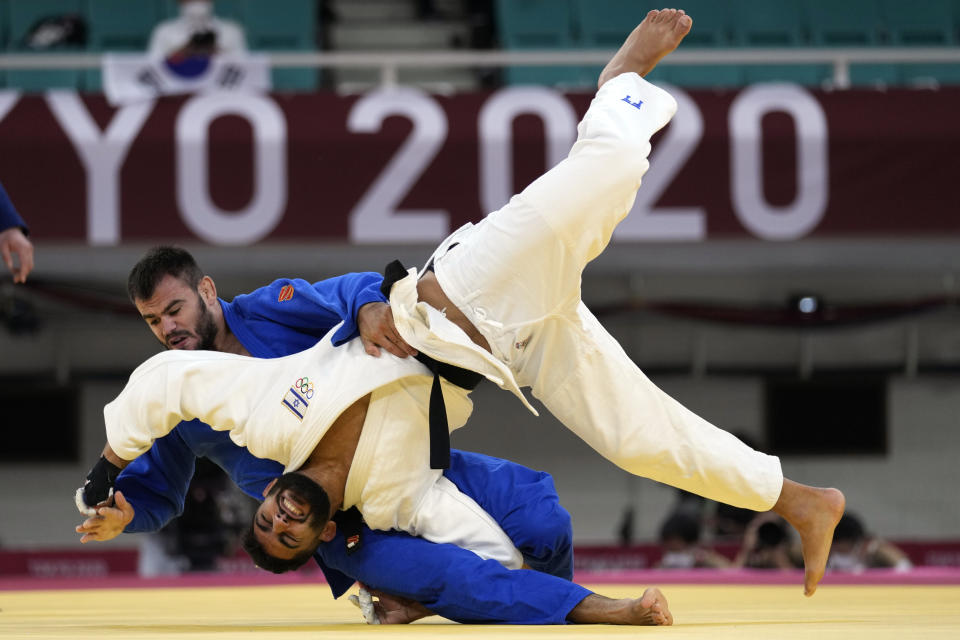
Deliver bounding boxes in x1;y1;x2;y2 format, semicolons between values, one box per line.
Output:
633;587;673;626
772;479;846;597
567;588;673;626
598;8;693;88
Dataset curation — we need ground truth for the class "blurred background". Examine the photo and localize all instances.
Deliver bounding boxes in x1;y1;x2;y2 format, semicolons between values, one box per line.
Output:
0;0;959;578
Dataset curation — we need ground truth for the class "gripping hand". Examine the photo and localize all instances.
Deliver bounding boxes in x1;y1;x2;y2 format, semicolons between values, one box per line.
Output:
75;456;122;516
348;585;380;625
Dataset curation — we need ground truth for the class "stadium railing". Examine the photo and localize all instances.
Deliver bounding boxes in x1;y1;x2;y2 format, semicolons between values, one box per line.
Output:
1;47;960;90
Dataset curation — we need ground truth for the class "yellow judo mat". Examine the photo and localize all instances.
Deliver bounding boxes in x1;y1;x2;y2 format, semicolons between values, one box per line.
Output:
1;583;958;639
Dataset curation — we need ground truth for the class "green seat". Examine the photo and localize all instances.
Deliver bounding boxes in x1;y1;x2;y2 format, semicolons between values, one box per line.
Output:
803;0;883;45
503;65;590;88
158;0;241;20
848;63;901;87
665;65;744;88
6;0;85;91
1;0;8;49
84;68;101;93
901;63;960;86
731;0;806;46
214;0;244;22
240;0;314;50
571;0;649;89
496;0;580;86
88;0;159;51
742;64;832;86
573;0;647;48
231;0;316;91
880;0;955;44
672;0;733;47
157;0;177;19
86;0;163;92
639;66;671;86
956;0;960;41
5;68;83;91
573;62;671;89
495;0;574;48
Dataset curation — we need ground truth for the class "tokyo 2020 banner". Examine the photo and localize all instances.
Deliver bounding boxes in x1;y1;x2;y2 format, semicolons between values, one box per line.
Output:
0;84;956;245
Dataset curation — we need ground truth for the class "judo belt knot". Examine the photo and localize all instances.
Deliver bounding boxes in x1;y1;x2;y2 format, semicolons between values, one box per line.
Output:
381;259;483;470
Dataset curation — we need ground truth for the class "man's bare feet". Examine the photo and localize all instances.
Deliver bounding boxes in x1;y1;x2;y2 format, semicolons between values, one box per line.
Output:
567;588;673;626
772;479;846;597
598;8;693;88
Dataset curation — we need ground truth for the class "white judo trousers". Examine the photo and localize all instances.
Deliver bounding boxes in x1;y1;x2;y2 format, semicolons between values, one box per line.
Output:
398;72;783;511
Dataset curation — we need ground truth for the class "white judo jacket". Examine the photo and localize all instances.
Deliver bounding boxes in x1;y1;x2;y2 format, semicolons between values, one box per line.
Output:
104;322;527;568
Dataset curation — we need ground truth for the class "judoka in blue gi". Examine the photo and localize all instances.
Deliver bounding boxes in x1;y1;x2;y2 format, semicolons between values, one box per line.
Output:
75;245;671;625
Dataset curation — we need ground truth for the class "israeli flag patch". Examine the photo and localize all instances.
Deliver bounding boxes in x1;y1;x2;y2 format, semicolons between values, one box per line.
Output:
282;387;309;420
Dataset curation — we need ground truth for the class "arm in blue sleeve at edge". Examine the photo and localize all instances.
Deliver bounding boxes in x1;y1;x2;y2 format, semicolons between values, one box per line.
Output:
0;182;28;233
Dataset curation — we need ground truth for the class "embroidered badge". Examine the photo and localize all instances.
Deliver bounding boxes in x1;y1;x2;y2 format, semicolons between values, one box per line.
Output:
622;95;643;110
278;284;295;302
281;376;314;420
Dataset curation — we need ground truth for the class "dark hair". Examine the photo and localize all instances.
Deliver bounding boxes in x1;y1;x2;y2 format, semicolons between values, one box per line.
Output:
127;246;204;303
659;512;701;545
833;512;865;543
241;523;316;574
756;521;789;548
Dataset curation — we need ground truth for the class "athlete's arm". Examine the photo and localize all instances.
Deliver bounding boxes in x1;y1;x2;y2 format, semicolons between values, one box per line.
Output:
75;490;135;543
356;301;417;358
75;427;198;537
0;181;33;283
225;273;413;357
76;423;283;540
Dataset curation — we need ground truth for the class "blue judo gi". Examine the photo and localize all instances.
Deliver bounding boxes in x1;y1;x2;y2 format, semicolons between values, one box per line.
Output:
114;274;592;623
0;181;27;233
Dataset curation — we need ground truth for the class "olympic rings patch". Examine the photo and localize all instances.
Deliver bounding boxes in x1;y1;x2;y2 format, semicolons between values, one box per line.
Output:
295;377;315;399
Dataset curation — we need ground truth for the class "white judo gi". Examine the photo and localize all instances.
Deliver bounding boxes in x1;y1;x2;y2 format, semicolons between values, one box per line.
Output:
105;72;781;573
104;329;525;569
389;72;784;512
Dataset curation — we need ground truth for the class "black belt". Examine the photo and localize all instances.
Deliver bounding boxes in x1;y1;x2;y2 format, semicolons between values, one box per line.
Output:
380;259;483;469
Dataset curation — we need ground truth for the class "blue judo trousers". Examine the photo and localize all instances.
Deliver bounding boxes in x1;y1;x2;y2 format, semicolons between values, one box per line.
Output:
0;181;27;232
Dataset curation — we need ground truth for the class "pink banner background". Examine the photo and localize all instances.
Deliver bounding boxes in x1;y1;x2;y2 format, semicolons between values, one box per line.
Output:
0;86;956;243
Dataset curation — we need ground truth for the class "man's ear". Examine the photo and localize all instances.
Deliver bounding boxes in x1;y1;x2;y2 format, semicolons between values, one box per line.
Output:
262;478;277;498
198;275;218;305
319;519;337;543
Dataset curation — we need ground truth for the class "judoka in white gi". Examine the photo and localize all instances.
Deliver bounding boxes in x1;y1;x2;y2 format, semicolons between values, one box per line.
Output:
82;8;842;600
